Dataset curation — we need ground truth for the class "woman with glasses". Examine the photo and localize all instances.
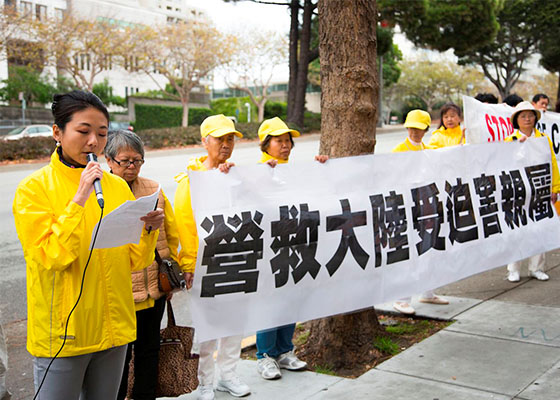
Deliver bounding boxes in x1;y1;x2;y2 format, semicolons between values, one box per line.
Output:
105;130;185;400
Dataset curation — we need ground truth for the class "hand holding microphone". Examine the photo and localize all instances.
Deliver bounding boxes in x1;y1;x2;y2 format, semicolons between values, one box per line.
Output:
86;153;104;209
72;153;104;208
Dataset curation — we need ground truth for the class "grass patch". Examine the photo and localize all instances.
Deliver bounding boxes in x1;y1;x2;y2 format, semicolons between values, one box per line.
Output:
294;330;310;346
373;336;401;355
385;320;433;335
314;365;336;376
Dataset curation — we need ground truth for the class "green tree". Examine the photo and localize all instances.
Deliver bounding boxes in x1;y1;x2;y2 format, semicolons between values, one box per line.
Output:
457;0;559;99
379;0;500;55
538;10;560;104
396;57;487;112
0;66;56;104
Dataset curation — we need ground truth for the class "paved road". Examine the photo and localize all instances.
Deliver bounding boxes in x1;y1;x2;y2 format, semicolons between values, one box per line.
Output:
0;128;407;326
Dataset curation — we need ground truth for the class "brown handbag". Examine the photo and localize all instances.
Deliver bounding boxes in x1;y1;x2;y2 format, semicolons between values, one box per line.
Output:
156;249;186;294
127;300;199;397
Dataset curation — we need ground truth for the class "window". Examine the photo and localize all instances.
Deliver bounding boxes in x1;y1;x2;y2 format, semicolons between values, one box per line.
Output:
19;1;32;17
35;4;47;21
54;8;65;21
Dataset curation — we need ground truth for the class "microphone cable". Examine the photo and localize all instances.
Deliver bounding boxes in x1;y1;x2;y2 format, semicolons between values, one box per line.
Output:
33;206;104;400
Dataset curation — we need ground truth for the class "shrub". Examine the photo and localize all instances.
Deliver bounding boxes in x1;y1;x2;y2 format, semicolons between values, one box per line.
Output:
0;137;56;161
134;104;212;131
136;126;201;149
210;97;255;122
264;101;287;119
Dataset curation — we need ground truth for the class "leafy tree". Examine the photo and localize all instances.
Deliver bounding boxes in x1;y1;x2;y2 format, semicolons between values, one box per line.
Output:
396;57;487;112
225;30;288;122
379;0;500;55
0;66;56;104
538;7;560;103
37;15;124;91
130;21;234;127
457;0;560;99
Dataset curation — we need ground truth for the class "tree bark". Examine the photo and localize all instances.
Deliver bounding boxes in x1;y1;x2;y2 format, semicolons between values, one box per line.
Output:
181;100;189;127
286;0;299;120
291;0;313;128
303;0;381;371
318;0;378;157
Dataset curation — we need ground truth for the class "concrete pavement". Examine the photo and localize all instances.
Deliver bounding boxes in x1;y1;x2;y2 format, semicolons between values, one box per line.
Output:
165;251;560;400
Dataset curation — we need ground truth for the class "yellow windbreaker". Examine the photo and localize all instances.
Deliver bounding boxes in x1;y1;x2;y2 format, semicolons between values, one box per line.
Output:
392;137;429;153
428;125;464;149
174;156;208;274
13;150;158;358
259;151;289;164
505;129;560;193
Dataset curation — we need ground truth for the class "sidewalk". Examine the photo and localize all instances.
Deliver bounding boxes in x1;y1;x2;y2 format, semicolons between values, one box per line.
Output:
6;250;560;399
167;249;560;400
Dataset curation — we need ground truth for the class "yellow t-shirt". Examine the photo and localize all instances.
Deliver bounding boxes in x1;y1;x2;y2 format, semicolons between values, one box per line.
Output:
392;137;428;153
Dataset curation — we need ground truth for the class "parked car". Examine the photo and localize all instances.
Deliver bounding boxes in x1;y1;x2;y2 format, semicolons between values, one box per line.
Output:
109;121;134;131
2;125;53;140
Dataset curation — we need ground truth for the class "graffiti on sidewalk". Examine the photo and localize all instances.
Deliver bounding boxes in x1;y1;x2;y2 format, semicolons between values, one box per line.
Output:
513;327;560;342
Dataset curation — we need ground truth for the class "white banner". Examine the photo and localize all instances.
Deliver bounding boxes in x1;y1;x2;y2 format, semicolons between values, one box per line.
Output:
188;140;560;342
463;95;560;153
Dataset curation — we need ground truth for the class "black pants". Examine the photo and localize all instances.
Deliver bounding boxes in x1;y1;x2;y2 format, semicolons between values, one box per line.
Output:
117;296;166;400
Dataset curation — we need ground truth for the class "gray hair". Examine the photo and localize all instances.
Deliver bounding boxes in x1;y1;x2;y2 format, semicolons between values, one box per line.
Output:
104;129;145;160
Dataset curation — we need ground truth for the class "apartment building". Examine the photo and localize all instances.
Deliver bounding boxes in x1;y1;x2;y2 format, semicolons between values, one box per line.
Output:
1;0;209;100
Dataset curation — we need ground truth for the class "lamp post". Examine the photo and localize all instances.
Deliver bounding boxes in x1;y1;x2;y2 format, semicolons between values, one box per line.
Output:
245;102;251;123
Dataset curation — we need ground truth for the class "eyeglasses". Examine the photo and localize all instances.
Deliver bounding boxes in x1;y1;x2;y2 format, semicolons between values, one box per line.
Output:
113;158;144;168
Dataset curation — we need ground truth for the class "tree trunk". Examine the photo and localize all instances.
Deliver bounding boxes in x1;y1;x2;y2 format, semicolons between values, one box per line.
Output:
304;0;381;371
557;72;560;107
286;0;299;120
257;98;266;122
181;100;189;128
291;0;314;129
318;0;378;157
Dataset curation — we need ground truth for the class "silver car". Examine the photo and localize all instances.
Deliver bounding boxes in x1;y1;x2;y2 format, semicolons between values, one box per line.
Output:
3;125;53;140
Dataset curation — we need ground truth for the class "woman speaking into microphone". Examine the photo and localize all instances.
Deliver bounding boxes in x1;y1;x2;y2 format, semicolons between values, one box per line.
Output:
12;90;163;399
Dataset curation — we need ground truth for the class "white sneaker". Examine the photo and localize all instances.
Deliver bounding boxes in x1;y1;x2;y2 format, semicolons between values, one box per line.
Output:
393;301;415;315
419;295;449;305
277;350;307;371
530;270;549;281
216;375;251;397
198;385;215;400
257;353;282;379
507;271;520;282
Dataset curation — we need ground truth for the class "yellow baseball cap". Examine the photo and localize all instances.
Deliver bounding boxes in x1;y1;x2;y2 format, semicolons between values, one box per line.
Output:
258;117;300;143
404;110;431;130
200;114;243;138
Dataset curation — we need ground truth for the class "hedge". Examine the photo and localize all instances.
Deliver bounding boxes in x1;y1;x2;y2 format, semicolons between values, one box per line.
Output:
0;137;56;161
134;104;212;130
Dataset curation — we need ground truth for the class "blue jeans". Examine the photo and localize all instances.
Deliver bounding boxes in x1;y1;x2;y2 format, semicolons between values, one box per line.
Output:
256;323;295;359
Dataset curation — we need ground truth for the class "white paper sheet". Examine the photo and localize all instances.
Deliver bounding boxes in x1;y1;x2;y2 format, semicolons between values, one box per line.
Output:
91;186;160;249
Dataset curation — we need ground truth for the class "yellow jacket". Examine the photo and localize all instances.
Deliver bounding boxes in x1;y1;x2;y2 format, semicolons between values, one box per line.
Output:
13;150;158;358
260;151;289;164
428;125;464;149
174;156;208;274
392;137;429;153
505;129;560;193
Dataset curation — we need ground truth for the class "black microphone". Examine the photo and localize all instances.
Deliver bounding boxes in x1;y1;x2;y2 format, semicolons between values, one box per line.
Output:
86;153;104;209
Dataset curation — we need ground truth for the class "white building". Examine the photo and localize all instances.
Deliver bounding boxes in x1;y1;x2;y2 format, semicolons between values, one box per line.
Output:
1;0;209;100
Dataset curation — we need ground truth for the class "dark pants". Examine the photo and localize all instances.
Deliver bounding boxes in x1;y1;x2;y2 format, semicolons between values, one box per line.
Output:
117;296;166;400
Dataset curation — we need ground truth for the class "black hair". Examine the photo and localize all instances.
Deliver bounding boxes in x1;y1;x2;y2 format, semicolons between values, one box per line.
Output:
503;93;523;107
532;93;549;104
260;133;295;154
438;103;462;129
474;93;498;104
51;90;109;131
512;110;538;130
